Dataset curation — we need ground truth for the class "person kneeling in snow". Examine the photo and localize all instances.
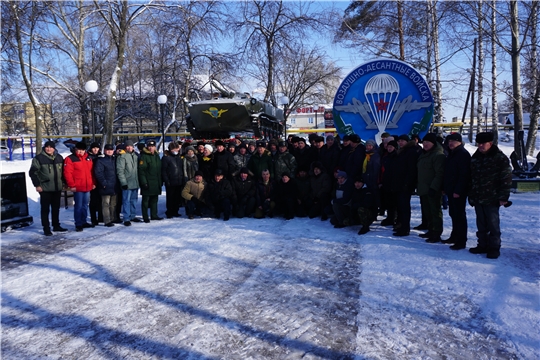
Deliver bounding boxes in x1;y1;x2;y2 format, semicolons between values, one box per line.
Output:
182;170;207;219
350;176;375;235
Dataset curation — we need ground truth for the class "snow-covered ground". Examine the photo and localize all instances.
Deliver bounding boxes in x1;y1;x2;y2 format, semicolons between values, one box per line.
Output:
1;135;539;359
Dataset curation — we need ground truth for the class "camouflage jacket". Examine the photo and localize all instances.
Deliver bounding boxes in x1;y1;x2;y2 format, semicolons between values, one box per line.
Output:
469;145;512;206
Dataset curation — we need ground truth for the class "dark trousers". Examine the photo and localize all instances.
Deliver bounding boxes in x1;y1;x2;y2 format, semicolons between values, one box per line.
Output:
381;189;397;223
420;194;443;236
141;195;159;220
186;199;206;216
210;198;232;219
89;188;103;224
474;204;501;250
448;195;468;244
165;185;183;217
234;196;256;218
39;191;62;229
276;197;296;219
397;191;412;232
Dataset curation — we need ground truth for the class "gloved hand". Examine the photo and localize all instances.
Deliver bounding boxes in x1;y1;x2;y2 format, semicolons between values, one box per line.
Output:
122;185;128;190
428;188;438;197
468;197;475;207
142;184;149;190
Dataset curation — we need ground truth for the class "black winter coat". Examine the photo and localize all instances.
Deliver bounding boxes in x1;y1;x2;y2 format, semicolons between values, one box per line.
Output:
232;175;256;201
343;144;366;180
319;144;340;175
213;150;235;178
395;141;419;193
256;180;276;207
275;178;298;203
443;144;471;197
206;178;234;204
162;151;185;187
94;155;119;196
380;150;400;192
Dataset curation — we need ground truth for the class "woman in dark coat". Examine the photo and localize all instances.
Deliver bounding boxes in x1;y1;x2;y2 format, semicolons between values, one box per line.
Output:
198;144;215;182
162;141;185;218
183;145;199;182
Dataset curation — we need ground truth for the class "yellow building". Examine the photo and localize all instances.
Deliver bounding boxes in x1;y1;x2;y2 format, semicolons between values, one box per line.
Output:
1;102;51;135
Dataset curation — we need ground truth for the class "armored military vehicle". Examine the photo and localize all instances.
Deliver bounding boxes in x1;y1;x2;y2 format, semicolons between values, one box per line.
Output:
185;78;284;140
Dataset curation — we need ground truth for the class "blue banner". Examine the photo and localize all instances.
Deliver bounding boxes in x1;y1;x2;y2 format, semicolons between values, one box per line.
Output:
333;59;434;143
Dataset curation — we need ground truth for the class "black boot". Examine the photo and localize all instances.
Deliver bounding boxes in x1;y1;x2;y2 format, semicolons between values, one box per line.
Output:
419;232;432;239
358;226;370;235
52;225;68;232
426;235;441;243
486;248;500;259
469;246;488;254
43;227;53;236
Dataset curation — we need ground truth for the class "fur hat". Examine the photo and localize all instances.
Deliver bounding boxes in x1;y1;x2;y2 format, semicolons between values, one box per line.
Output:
214;140;225;147
104;144;114;150
281;171;291;179
387;140;398;149
422;133;438;145
476;132;494;143
116;144;126;151
44;141;56;149
349;134;361;143
227;142;236;148
278;141;287;147
446;132;462;142
215;168;224;176
75;142;87;150
239;167;250;175
90;142;100;149
194;170;204;177
256;141;266;148
197;141;205;147
326;135;335;141
146;140;157;147
398;134;410;142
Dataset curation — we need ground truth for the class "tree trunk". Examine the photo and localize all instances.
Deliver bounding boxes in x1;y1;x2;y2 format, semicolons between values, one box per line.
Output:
11;2;42;153
525;1;538;156
510;0;524;157
476;0;484;135
491;0;499;146
432;0;443;124
397;0;405;61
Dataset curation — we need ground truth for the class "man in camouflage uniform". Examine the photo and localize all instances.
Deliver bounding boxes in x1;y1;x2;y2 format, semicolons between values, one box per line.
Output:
468;132;512;259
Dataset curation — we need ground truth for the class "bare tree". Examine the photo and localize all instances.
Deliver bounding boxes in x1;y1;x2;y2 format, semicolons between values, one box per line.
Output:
275;44;342;125
5;2;45;153
523;1;539;156
230;1;325;105
94;0;152;147
490;0;500;145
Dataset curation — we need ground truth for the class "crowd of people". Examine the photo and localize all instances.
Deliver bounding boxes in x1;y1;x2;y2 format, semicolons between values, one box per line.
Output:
29;130;512;259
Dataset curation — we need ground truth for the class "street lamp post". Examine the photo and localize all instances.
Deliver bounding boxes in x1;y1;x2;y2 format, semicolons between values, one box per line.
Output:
84;80;98;143
157;95;167;153
280;95;289;139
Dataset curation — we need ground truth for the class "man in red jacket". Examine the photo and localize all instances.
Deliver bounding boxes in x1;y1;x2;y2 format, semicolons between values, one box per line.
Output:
64;142;96;231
